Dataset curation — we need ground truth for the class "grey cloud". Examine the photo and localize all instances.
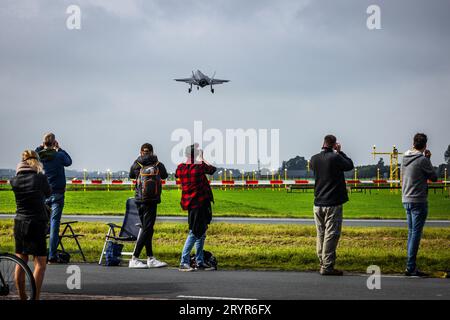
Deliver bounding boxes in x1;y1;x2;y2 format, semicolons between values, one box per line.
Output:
0;0;449;171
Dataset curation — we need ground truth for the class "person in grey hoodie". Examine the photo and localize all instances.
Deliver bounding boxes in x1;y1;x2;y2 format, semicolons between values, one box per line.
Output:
401;133;437;277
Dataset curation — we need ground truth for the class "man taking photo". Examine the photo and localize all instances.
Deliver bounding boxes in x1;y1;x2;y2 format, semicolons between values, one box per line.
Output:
310;135;354;276
36;133;72;264
401;133;437;277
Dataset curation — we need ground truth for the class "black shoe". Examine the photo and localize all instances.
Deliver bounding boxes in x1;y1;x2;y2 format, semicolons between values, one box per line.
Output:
320;268;343;276
195;263;215;271
405;269;428;277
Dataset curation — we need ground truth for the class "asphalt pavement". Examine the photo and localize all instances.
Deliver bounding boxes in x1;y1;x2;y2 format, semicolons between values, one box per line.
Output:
1;214;449;227
38;264;449;300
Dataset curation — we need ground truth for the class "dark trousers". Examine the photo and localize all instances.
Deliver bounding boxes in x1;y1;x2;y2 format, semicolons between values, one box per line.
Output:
133;201;157;258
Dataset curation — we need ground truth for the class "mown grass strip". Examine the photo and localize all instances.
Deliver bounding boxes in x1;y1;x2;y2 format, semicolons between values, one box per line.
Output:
1;189;449;219
0;220;448;276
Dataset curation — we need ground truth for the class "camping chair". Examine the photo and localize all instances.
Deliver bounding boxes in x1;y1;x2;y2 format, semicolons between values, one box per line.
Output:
98;198;142;265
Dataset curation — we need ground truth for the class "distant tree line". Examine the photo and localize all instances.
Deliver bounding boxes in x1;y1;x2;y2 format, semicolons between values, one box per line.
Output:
1;145;449;180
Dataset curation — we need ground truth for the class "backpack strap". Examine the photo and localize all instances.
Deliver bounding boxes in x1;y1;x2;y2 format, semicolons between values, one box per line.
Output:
136;161;143;168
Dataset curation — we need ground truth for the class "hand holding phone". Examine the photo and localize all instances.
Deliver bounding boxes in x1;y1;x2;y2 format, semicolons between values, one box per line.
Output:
334;142;342;153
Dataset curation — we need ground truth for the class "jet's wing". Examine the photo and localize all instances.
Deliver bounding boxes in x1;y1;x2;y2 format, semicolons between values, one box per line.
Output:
211;79;230;85
174;78;196;84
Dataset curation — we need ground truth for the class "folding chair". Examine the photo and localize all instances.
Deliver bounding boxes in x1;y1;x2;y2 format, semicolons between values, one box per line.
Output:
46;220;86;262
58;221;86;262
98;198;142;265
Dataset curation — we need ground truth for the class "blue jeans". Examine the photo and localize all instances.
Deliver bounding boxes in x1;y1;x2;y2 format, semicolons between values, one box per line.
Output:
403;202;428;272
45;193;65;259
180;230;206;266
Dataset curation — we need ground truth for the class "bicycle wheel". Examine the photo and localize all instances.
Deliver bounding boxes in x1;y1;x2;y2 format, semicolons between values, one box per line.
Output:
0;253;36;300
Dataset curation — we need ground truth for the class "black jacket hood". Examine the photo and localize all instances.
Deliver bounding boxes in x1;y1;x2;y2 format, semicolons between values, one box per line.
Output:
136;154;159;166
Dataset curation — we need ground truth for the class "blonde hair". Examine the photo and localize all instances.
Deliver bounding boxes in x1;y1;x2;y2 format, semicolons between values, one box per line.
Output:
21;150;43;173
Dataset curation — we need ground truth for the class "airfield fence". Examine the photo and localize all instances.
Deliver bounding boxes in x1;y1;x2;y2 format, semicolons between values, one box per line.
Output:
0;178;448;194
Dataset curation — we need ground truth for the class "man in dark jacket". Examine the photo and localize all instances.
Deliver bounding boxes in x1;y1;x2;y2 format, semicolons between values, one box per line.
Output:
128;143;168;269
176;144;216;271
401;133;437;277
310;135;354;276
35;133;72;263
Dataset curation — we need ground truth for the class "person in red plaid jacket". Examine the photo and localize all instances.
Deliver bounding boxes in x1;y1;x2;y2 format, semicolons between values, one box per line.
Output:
176;144;216;271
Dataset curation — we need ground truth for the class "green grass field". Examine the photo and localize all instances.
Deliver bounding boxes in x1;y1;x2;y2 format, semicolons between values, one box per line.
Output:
0;220;448;275
1;189;449;219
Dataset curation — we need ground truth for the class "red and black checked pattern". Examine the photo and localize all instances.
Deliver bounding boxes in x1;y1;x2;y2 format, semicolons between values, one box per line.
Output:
175;162;216;210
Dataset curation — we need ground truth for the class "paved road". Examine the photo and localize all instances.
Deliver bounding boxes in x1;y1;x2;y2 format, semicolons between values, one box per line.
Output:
1;214;449;227
39;264;449;300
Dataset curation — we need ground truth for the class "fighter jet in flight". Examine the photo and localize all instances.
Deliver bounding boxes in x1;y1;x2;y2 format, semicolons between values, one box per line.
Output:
174;70;230;93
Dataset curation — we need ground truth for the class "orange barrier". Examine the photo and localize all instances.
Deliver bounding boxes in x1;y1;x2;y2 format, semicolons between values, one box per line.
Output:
295;180;309;184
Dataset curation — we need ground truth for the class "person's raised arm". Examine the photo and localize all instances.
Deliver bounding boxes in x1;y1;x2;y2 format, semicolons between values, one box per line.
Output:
199;150;216;175
158;162;169;180
129;161;138;179
422;152;438;182
56;143;72;167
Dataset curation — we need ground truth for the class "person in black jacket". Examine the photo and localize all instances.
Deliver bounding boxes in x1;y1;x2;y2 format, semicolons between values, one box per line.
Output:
10;150;51;300
128;143;169;269
310;135;354;276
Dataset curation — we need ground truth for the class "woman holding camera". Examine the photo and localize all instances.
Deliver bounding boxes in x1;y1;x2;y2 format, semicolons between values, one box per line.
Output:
10;150;51;300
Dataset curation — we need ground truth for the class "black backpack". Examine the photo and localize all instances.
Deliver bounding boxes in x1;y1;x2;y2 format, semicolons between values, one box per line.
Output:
190;250;218;270
55;250;71;264
137;162;162;202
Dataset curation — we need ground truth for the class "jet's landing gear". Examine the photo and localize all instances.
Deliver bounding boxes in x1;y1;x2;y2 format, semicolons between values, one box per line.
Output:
188;84;192;93
197;86;199;90
211;87;215;93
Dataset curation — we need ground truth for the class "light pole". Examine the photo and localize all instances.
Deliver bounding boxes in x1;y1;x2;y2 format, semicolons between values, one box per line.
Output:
445;168;448;191
106;169;111;192
377;167;380;187
83;169;87;192
307;160;310;179
284;168;287;181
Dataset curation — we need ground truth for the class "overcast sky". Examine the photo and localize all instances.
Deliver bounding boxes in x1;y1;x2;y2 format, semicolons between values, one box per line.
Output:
1;0;449;172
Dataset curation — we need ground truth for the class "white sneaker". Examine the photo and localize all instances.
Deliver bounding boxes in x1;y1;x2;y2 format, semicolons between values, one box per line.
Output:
147;257;168;268
129;258;148;269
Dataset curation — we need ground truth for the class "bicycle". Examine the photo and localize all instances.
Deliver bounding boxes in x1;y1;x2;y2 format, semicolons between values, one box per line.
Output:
0;252;36;300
